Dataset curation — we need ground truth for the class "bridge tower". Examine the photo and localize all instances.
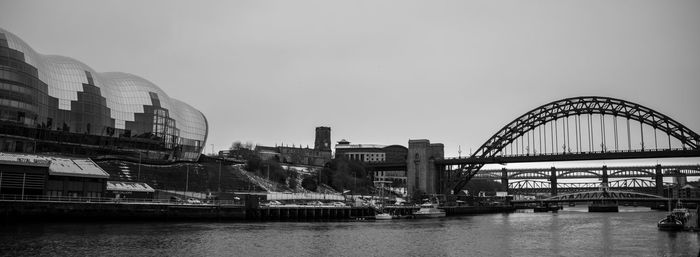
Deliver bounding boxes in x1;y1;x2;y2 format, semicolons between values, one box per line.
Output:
407;139;444;197
549;167;557;196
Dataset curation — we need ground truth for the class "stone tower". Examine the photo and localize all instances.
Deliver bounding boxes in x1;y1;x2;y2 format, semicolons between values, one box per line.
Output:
314;126;331;152
407;139;444;197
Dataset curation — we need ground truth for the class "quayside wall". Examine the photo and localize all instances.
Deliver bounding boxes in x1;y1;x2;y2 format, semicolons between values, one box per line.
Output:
1;201;516;222
0;201;246;221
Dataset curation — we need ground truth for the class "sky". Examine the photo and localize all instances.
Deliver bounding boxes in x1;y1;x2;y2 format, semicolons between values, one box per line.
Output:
1;0;699;161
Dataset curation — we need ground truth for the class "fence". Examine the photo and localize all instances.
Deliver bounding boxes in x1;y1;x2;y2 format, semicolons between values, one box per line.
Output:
266;192;345;201
0;194;243;206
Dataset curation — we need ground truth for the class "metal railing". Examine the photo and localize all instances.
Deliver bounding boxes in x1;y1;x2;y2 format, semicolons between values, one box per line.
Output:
0;194;244;206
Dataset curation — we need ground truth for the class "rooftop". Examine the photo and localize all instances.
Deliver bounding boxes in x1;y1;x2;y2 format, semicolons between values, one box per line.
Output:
0;152;110;179
335;144;388;149
107;181;155;192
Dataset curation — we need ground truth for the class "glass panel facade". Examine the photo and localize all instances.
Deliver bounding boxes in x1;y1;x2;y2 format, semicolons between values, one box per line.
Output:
0;28;208;161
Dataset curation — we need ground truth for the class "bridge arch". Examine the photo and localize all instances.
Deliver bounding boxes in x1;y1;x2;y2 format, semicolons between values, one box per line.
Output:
452;96;700;193
558;170;601;178
509;171;549;179
609;169;655;177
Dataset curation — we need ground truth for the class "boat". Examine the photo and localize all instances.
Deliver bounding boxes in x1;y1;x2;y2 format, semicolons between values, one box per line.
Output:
373;180;393;220
413;197;446;219
658;202;691;231
375;213;393;220
413;203;446;218
658;214;685;231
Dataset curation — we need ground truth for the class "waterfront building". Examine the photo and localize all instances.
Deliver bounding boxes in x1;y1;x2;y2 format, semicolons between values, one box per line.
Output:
0;28;208;162
0;152;109;197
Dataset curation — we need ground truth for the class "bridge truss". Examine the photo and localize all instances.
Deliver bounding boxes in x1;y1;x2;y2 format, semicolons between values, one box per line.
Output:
543;190;665;202
508;178;675;194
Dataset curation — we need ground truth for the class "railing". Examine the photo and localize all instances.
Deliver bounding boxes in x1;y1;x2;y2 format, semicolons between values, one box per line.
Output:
266;192;345;201
443;148;692;160
0;194;243;206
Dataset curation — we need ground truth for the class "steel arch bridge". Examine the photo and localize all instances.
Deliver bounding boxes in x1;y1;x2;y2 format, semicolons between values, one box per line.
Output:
439;96;700;194
508;178;675;194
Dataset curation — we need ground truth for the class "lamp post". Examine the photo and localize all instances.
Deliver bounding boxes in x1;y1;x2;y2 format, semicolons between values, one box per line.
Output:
413;153;420;201
185;165;189;197
218;159;222;193
138;152;142;181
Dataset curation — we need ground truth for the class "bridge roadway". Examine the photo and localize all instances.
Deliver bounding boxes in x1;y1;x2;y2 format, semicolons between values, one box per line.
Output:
438;149;700;166
512;197;700;204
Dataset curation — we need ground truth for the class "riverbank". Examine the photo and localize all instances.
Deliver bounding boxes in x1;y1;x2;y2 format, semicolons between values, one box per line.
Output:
0;200;247;222
1;200;516;222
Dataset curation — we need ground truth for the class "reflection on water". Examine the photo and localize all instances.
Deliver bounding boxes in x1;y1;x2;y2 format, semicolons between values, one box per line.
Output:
1;207;698;257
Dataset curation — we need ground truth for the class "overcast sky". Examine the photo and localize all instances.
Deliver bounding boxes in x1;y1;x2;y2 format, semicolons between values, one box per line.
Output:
1;0;699;159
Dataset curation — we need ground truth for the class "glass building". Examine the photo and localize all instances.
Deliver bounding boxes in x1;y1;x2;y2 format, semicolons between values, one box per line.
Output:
0;27;208;162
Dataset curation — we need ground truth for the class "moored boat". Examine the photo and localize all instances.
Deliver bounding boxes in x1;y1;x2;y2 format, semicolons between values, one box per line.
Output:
658;214;684;231
373;180;393;220
657;202;691;231
375;212;393;220
413;203;446;218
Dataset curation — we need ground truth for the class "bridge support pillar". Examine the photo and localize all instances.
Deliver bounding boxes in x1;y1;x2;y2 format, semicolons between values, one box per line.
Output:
407;139;444;197
601;165;609;189
655;164;664;197
501;168;509;195
550;167;557;196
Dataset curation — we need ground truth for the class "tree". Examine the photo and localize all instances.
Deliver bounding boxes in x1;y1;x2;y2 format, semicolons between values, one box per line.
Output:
301;177;317;191
318;158;372;194
464;179;506;195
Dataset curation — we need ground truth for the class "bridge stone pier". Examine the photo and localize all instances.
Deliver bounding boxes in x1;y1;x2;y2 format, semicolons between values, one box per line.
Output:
550;167;557;196
602;165;609;188
501;168;509;195
655;164;664;196
407;139;444;197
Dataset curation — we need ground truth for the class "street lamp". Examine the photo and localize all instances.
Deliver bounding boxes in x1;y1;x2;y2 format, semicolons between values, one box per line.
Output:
138;152;141;181
218;159;222;193
185;165;189;197
413;153;420;201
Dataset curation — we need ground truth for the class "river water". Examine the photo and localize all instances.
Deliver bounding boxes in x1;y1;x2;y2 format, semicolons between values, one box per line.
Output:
1;206;698;257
